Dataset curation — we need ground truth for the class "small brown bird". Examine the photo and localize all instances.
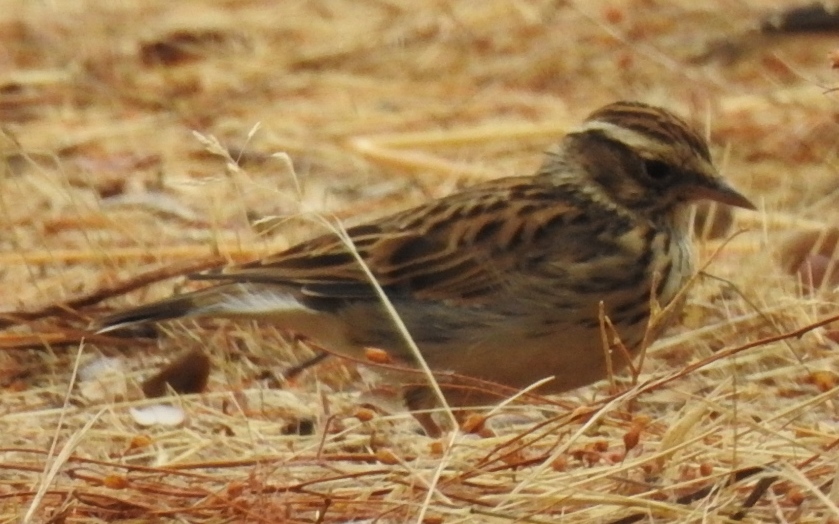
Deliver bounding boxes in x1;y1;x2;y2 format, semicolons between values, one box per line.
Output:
94;101;755;434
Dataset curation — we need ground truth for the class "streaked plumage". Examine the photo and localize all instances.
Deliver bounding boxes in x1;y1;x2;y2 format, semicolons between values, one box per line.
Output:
93;101;755;435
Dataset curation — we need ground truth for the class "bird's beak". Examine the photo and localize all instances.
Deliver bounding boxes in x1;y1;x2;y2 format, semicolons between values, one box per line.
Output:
692;179;756;210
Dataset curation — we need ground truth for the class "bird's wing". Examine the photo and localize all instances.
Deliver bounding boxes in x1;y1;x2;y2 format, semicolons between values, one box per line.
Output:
194;176;591;303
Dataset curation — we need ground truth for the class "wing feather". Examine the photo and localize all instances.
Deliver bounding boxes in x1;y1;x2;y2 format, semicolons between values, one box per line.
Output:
192;176;588;303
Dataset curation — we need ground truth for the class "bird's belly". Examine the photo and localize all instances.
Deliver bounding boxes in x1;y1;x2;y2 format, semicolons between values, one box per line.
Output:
416;315;648;393
331;228;692;397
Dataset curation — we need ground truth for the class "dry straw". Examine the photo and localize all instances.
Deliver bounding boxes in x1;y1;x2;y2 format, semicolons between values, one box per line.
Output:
3;0;839;522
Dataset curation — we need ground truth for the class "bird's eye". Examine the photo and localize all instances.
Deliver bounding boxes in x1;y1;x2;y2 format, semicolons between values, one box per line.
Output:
643;160;674;181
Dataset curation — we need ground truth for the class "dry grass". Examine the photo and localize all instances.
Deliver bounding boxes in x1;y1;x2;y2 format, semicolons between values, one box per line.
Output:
3;0;839;522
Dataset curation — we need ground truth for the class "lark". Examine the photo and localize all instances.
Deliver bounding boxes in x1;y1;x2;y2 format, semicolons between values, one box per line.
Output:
94;101;755;434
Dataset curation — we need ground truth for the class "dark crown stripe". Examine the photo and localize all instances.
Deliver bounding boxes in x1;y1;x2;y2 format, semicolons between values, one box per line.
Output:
586;101;711;162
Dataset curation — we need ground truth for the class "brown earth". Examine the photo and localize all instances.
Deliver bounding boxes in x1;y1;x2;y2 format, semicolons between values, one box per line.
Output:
2;1;839;522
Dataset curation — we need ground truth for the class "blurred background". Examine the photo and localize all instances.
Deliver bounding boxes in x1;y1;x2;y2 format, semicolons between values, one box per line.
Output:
2;1;839;522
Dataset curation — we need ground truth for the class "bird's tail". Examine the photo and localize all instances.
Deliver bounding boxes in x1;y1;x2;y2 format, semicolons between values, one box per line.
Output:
90;283;308;334
90;282;338;351
91;292;208;334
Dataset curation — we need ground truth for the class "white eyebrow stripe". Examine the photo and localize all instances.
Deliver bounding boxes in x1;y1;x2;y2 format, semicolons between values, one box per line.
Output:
572;120;671;155
572;119;718;176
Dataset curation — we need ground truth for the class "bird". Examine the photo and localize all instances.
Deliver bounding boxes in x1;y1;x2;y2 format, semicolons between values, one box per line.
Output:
92;101;755;435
